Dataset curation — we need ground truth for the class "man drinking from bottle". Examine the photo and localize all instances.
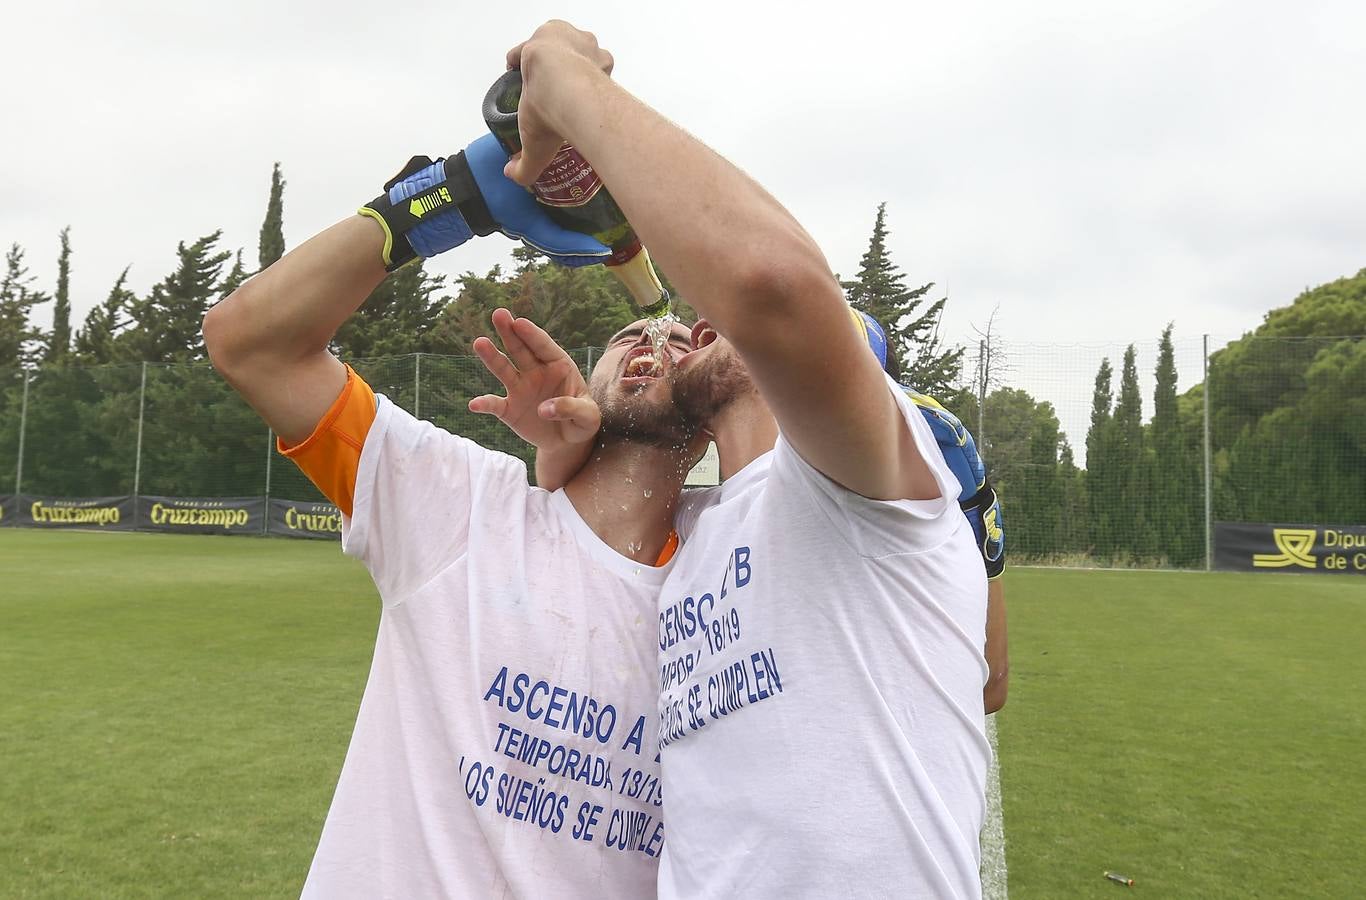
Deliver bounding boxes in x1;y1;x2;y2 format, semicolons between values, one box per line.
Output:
501;20;990;899
204;107;703;896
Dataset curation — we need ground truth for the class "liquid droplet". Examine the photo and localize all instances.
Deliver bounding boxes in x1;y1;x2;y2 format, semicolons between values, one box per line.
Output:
643;489;653;498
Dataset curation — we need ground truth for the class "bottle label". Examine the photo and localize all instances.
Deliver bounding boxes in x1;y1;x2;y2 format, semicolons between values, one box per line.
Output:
533;144;605;207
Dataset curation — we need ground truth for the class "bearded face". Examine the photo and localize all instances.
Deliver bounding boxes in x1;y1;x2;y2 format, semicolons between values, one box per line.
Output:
587;320;697;447
671;320;754;431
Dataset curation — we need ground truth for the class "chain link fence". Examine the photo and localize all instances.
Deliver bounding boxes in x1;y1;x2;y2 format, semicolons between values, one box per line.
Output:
2;337;1362;566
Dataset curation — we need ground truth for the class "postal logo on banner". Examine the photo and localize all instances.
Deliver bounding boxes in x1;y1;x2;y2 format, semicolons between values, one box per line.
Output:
1252;528;1318;569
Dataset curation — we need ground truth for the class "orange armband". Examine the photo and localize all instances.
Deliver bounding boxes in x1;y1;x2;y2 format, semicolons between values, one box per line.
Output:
277;365;377;517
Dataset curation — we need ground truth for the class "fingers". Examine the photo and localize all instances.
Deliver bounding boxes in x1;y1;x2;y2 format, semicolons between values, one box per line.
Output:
539;395;601;445
491;307;539;372
468;394;509;419
504;139;560;187
503;21;613;186
472;334;518;389
538;395;596;421
511;315;575;366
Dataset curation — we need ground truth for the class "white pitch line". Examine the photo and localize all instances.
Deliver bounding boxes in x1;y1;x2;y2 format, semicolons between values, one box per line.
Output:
981;714;1008;900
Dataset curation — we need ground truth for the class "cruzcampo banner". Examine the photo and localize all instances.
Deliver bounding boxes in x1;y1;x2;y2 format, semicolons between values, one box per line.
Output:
268;498;343;540
0;494;16;527
21;495;136;530
138;496;265;535
1214;522;1366;576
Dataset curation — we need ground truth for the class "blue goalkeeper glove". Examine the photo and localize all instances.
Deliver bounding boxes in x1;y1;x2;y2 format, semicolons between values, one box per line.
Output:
851;306;1007;577
359;134;610;271
961;481;1006;579
902;388;1005;579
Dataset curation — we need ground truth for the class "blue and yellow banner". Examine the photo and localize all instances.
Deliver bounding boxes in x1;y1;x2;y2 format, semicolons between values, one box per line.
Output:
1214;522;1366;575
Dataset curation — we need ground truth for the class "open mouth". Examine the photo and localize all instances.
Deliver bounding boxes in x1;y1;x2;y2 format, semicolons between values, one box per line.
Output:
623;347;664;379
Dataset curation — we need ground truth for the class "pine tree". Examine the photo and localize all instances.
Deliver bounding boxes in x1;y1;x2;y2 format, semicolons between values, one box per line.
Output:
74;267;133;364
1012;402;1064;557
842;203;962;394
46;228;73;363
258;163;286;270
332;263;449;358
1058;438;1089;554
220;251;250;300
120;232;232;362
0;243;50;368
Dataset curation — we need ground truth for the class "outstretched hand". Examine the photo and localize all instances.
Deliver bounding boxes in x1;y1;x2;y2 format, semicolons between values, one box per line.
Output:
469;308;601;459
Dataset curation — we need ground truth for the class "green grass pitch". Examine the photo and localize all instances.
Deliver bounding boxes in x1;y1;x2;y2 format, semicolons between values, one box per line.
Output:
2;531;1363;898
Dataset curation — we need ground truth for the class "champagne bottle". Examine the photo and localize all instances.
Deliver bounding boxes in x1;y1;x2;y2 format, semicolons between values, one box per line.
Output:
482;70;671;318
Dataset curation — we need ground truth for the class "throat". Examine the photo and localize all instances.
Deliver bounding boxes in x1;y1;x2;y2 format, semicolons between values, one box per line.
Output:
564;438;691;564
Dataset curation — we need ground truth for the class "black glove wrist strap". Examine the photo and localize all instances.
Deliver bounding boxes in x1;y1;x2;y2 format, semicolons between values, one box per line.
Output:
359;152;499;271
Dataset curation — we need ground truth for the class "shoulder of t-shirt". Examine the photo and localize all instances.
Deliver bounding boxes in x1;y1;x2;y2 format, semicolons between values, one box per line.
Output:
766;378;960;554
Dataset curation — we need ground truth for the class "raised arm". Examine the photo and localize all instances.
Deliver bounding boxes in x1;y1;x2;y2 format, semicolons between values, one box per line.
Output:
204;218;383;445
504;23;939;501
205;133;612;446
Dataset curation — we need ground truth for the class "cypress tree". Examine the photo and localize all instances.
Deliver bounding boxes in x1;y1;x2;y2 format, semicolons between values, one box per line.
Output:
46;227;73;362
1085;357;1115;557
1114;344;1152;558
258;163;286;270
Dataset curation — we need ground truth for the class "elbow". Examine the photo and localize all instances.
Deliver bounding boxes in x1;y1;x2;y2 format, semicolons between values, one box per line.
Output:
722;232;842;330
203;283;254;379
984;671;1008;715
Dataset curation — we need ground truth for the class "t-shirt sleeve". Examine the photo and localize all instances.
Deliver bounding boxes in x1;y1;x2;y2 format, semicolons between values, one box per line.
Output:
770;373;963;558
342;394;532;602
277;364;376;518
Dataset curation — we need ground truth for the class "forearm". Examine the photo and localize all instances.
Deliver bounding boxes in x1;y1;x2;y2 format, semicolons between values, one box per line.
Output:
521;51;830;337
534;442;593;491
204;216;387;443
522;47;929;499
984;579;1008;713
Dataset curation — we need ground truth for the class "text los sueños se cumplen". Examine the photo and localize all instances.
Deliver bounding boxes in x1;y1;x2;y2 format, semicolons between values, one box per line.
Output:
460;666;664;858
657;546;784;749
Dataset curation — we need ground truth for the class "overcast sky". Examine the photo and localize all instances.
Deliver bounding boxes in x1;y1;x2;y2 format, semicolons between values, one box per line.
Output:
4;0;1363;449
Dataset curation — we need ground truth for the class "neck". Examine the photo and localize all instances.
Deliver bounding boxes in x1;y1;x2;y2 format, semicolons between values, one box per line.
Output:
564;435;692;564
707;389;779;480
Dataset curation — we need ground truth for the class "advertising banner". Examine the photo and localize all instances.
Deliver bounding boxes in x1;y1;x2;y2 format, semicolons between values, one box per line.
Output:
268;498;343;540
1213;522;1366;576
137;496;265;535
20;495;136;530
0;494;15;527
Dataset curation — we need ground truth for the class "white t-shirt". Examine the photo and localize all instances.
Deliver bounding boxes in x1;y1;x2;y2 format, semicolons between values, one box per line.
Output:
302;397;668;900
657;381;991;900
